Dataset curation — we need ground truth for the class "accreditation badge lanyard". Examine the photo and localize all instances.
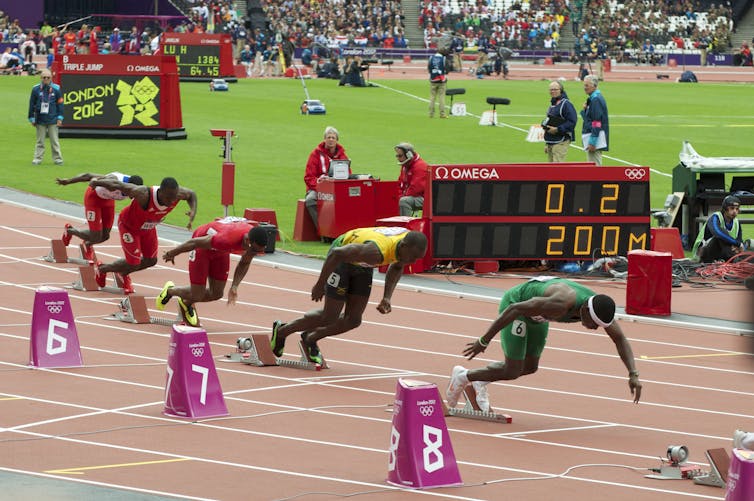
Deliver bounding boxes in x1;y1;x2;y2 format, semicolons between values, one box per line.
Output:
39;86;53;115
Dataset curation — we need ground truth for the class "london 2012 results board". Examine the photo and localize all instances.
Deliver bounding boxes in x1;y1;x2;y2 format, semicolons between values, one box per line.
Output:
160;32;234;79
428;164;650;260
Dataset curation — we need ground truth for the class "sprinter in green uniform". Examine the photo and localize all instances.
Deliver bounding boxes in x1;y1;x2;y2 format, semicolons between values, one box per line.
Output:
447;277;642;410
270;227;428;363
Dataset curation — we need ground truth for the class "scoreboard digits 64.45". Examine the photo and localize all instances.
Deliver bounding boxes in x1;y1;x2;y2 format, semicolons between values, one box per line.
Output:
164;44;220;76
160;33;234;80
428;164;650;260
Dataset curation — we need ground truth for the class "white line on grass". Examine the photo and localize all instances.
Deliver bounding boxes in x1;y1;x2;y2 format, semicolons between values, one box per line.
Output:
374;82;671;176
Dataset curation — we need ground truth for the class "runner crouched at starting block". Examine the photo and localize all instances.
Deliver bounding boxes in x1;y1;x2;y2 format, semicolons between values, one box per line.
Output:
157;218;268;326
56;172;143;261
446;277;643;410
269;227;427;364
90;176;197;295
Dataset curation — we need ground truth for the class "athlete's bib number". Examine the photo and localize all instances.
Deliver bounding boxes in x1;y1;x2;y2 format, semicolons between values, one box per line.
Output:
327;272;341;288
511;319;527;337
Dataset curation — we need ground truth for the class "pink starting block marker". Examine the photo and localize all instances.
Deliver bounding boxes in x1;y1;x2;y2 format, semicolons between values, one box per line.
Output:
163;324;228;419
29;286;83;368
727;449;754;500
387;378;462;489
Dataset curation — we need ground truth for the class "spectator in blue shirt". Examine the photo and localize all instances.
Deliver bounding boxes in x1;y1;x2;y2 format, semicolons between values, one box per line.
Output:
428;49;448;118
543;80;577;162
239;44;254;77
28;69;64;165
580;75;608;165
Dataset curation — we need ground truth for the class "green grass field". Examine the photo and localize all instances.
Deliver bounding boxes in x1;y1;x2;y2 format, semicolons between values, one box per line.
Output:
4;74;753;256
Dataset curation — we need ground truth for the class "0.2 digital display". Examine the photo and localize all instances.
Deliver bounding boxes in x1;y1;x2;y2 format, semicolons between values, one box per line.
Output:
432;181;648;217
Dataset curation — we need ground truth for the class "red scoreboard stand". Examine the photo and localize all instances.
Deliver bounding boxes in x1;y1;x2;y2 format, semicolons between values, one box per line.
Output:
161;32;236;82
316;178;400;239
54;54;186;139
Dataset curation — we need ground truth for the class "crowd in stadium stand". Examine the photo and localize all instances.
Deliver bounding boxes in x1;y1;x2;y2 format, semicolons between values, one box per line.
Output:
260;0;408;52
417;0;737;58
2;0;751;76
580;0;735;56
419;0;570;50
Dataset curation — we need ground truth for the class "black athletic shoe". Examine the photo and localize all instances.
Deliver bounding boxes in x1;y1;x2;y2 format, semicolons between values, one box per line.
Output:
270;320;285;357
300;332;322;364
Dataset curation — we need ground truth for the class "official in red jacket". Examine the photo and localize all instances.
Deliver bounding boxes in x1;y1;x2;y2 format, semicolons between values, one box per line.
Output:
304;126;350;230
395;143;428;216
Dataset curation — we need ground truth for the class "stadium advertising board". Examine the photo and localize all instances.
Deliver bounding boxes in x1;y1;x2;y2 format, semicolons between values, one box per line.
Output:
55;54;185;139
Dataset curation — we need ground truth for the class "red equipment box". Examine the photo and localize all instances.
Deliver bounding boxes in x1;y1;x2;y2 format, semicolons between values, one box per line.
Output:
626;250;672;316
316;179;399;239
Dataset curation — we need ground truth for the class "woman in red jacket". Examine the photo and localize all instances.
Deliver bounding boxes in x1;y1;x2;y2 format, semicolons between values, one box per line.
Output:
304;126;349;230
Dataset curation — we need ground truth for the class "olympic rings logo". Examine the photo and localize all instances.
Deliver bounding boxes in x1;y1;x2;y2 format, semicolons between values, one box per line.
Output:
419;406;434;417
47;305;62;314
191;347;204;357
624;168;646;180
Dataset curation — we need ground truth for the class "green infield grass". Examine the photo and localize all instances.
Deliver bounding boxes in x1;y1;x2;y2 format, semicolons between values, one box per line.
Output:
4;74;753;256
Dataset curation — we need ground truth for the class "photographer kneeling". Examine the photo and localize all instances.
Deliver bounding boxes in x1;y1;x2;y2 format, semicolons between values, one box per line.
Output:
339;56;368;87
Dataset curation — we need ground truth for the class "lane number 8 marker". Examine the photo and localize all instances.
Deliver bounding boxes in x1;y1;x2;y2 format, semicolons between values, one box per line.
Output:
387;426;400;471
423;425;444;473
387;424;445;473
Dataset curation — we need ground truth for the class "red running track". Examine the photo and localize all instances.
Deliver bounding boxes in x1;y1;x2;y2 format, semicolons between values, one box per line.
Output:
0;200;753;500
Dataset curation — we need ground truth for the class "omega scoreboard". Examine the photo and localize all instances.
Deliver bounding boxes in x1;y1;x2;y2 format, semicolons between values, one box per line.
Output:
428;164;650;260
55;54;186;139
160;32;235;81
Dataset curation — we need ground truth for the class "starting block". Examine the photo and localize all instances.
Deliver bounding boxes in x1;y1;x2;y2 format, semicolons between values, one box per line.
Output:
43;240;92;265
223;334;328;370
276;338;328;371
225;334;278;366
693;448;729;488
444;384;512;423
70;264;126;295
106;295;180;326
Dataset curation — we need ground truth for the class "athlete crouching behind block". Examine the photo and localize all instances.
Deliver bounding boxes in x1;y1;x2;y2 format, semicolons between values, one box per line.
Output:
446;277;642;411
158;221;269;326
270;227;428;364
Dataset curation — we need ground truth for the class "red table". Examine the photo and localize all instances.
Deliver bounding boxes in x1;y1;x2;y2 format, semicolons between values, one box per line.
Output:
317;178;399;239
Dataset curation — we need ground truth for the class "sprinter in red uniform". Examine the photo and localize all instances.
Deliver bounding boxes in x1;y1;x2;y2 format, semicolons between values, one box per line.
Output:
88;176;197;294
157;218;269;326
56;171;143;260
